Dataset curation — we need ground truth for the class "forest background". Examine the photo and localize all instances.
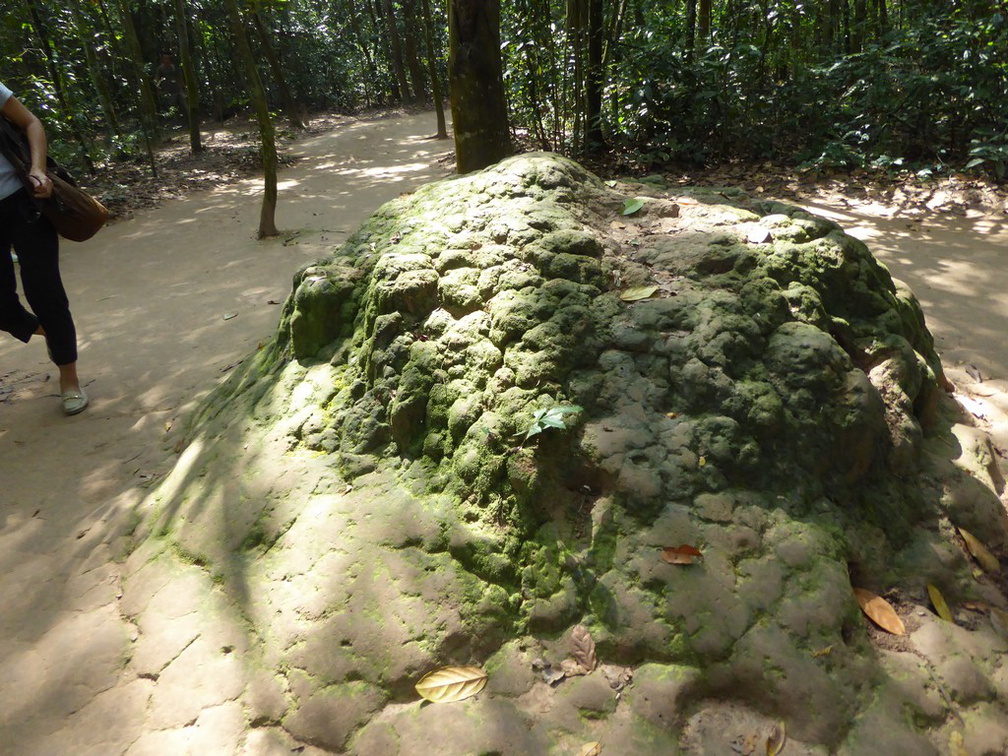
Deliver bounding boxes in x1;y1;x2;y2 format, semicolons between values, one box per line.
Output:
2;0;1007;199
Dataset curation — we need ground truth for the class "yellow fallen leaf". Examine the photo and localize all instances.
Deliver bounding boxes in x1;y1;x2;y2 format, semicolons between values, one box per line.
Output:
577;743;602;756
958;528;1001;573
415;666;488;703
698;456;707;467
812;645;834;658
853;587;906;635
619;285;659;302
766;721;786;756
927;584;954;622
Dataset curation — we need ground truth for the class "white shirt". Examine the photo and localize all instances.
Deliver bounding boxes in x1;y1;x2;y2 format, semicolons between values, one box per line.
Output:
0;81;25;201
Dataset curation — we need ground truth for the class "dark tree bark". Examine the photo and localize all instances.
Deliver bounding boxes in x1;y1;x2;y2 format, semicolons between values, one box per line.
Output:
224;0;279;238
420;0;449;138
383;0;414;103
449;0;512;172
585;0;605;151
250;10;306;129
114;0;160;174
400;0;429;104
698;0;711;47
685;0;697;60
173;0;203;153
349;0;380;107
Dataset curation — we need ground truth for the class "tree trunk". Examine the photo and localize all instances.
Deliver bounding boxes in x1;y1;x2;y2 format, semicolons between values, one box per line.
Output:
68;2;123;139
114;0;160;174
349;0;380;108
585;0;605;151
383;0;414;103
173;0;203;153
224;0;279;239
25;0;96;171
400;0;429;104
449;0;512;172
698;0;711;47
250;10;306;129
420;0;449;138
685;0;697;61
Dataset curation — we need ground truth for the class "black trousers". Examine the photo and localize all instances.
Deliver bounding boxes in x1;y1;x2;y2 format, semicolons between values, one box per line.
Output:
0;190;78;365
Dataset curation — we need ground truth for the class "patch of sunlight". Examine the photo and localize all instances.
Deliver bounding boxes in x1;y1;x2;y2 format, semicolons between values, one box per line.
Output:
148;436;206;505
336;162;431;179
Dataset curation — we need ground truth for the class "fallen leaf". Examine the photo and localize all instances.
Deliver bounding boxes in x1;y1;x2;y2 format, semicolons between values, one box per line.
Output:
267;299;281;305
766;721;786;756
961;600;991;613
812;645;834;658
578;743;602;756
619;285;659;302
661;544;703;565
622;198;645;216
570;625;597;672
676;196;699;205
415;666;488;703
959;528;1001;573
927;584;954;622
560;658;588;677
965;364;982;382
853;587;906;635
610;220;627;229
542;666;566;686
222;312;238;321
605;179;617;188
698;456;707;467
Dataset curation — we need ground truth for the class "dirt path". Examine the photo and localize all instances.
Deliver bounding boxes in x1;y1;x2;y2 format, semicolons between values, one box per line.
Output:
0;111;455;754
0;112;1005;753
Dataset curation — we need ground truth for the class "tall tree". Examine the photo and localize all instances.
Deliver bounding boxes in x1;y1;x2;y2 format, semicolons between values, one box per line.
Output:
250;8;306;129
449;0;512;172
382;0;414;103
173;0;203;153
420;0;449;137
224;0;279;238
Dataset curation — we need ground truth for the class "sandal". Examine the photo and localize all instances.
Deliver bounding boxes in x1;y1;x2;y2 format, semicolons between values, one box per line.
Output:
61;389;89;416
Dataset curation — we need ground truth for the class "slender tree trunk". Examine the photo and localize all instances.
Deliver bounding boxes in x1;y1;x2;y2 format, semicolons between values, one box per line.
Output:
685;0;697;61
173;0;203;153
401;0;429;104
383;0;414;103
585;0;604;151
224;0;279;238
698;0;711;48
114;0;160;174
26;0;96;171
349;0;380;108
250;10;306;129
420;0;449;137
69;3;123;138
368;0;401;102
449;0;512;172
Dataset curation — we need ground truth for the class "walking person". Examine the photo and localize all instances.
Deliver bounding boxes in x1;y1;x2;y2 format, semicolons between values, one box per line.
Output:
0;81;88;415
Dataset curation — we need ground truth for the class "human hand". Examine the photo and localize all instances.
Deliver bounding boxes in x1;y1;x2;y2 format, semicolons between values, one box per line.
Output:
28;170;52;199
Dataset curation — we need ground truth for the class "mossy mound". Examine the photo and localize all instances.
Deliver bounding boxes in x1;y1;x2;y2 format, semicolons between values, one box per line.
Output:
143;154;1008;754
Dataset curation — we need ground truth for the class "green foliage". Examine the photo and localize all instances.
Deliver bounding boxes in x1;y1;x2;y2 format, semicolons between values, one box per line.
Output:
523;405;582;442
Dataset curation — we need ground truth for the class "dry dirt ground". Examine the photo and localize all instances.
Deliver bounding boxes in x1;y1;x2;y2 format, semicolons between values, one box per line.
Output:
0;111;1005;753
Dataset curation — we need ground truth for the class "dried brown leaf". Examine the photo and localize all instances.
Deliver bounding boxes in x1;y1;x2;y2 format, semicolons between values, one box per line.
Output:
661;544;703;565
927;584;954;622
959;528;1001;573
541;666;566;686
415;665;488;703
577;743;603;756
766;722;786;756
560;658;588;678
853;587;906;635
570;624;597;672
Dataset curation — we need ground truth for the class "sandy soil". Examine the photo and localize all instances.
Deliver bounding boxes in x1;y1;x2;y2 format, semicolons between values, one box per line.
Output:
0;110;1005;750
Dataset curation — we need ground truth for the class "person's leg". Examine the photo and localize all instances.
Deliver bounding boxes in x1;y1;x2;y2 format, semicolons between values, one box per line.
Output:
10;206;84;401
0;195;42;343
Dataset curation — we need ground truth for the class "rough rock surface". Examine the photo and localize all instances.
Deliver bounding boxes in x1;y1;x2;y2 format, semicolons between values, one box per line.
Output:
130;154;1008;754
